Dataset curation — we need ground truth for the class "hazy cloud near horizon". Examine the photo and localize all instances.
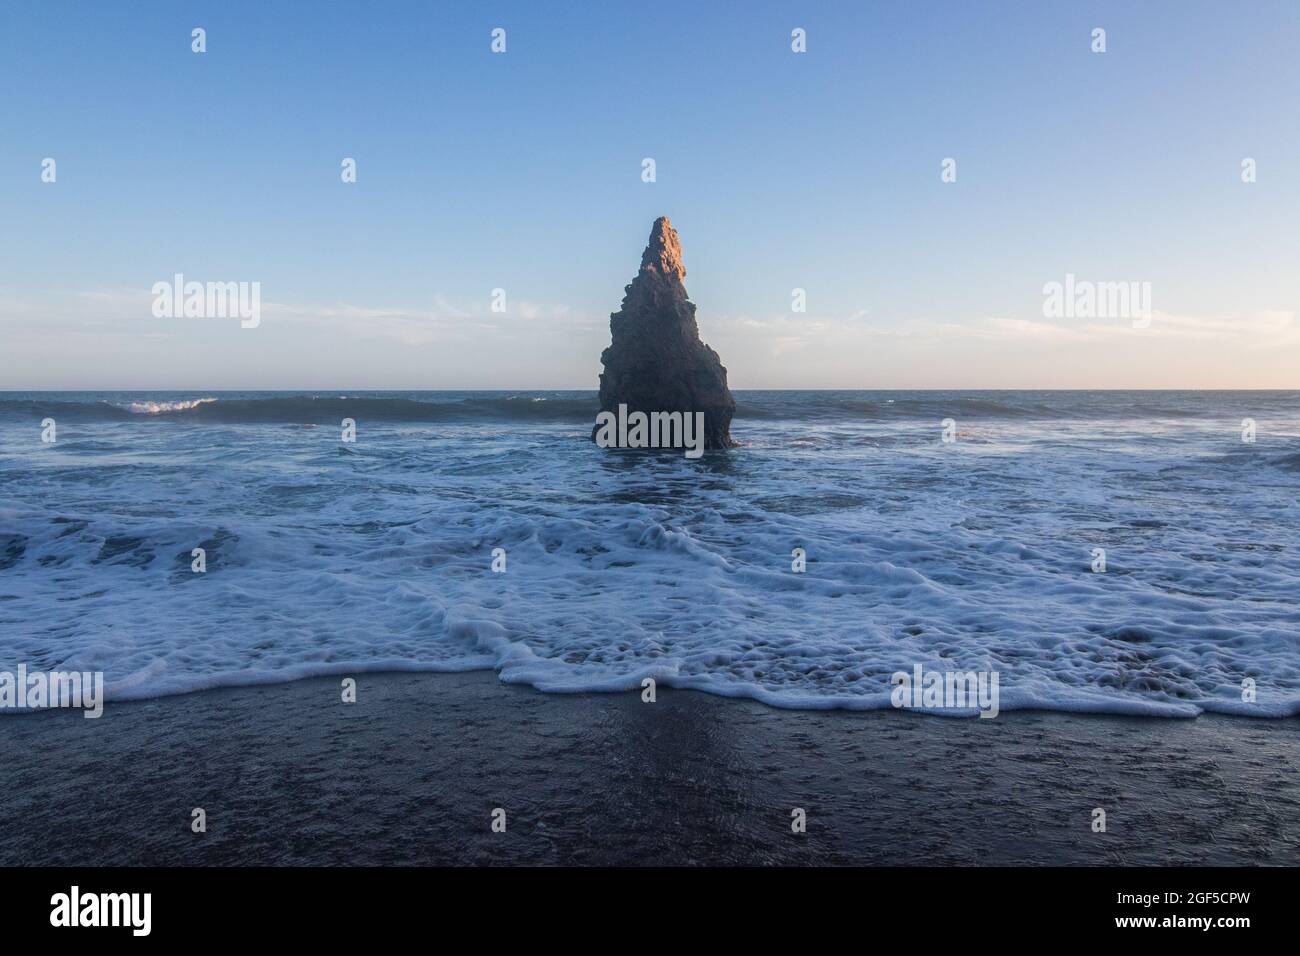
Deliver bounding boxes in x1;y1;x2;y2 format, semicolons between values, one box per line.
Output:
1;290;1295;390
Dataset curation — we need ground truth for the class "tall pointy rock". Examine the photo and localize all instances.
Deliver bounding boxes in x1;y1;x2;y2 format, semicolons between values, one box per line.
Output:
595;217;736;449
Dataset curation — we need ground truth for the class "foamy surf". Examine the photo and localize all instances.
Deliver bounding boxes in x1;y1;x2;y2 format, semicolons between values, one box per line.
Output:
1;390;1297;718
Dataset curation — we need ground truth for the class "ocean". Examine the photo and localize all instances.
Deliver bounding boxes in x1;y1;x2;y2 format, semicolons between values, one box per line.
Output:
1;389;1297;717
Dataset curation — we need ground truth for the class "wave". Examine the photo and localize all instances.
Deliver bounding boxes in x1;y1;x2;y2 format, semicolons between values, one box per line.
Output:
735;396;1071;421
3;390;1298;426
0;394;601;424
3;385;1300;718
1268;450;1300;472
4;491;1298;718
123;398;218;414
178;395;604;424
735;393;1291;422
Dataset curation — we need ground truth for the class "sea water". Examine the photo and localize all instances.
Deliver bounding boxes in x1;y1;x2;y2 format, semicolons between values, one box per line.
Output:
1;390;1296;717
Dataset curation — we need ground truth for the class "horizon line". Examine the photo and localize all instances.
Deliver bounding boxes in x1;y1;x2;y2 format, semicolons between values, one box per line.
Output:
3;386;1299;393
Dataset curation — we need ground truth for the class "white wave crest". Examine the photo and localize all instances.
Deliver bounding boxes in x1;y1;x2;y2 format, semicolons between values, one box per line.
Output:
121;398;218;414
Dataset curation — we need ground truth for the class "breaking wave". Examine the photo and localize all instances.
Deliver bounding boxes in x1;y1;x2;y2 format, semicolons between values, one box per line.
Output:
1;389;1298;717
122;398;218;415
4;389;1298;426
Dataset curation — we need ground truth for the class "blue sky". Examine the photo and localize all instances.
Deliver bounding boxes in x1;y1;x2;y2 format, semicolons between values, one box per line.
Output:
2;0;1298;388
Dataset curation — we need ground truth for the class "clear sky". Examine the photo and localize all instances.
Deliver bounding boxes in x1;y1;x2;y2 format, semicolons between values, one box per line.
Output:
2;0;1298;389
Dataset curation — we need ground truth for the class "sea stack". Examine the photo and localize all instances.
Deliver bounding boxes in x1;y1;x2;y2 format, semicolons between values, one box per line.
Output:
595;217;737;449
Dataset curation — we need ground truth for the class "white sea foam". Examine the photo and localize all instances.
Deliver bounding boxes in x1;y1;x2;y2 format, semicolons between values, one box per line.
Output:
120;398;217;414
1;390;1297;717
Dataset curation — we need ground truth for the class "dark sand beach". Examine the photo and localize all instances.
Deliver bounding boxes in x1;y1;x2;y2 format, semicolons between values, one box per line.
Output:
1;671;1295;866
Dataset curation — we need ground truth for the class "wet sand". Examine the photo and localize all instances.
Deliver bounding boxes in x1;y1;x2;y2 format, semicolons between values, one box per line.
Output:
1;671;1296;865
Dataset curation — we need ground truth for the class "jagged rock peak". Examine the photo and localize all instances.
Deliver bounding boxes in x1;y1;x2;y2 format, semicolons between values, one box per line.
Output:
638;216;686;283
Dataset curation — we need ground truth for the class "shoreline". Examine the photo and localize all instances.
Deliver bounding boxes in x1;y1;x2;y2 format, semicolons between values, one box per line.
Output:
5;660;1296;720
2;670;1295;866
